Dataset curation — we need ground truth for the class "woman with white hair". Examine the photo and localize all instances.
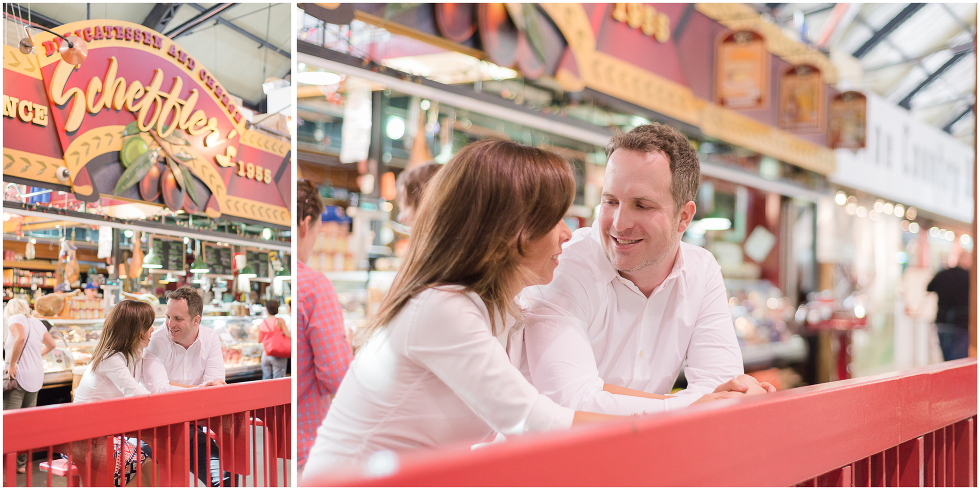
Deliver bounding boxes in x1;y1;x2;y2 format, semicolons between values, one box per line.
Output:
3;298;56;472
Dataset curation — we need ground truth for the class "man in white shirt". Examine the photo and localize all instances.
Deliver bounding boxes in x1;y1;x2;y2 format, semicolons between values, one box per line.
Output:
522;123;774;416
143;286;229;486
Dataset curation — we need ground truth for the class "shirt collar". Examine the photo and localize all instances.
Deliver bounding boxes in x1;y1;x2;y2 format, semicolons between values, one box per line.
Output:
588;226;689;295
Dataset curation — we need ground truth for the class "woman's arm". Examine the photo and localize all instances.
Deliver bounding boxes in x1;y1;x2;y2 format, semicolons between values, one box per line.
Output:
169;381;197;388
6;323;26;378
602;384;675;400
277;318;291;338
40;332;57;356
100;353;150;397
572;411;622;424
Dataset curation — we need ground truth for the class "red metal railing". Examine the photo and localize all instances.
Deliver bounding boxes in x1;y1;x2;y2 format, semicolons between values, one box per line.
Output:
302;359;976;487
3;378;290;487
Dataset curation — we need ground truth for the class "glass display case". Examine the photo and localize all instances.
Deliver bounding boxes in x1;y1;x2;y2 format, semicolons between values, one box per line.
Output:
41;316;265;388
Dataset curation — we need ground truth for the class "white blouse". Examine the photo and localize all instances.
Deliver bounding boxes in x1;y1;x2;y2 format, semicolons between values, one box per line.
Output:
73;351;150;403
303;287;574;475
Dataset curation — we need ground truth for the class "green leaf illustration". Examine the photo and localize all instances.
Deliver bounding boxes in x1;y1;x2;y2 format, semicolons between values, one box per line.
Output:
113;149;156;196
167;157;184;190
158;124;189;146
180;162;202;208
121;121;140;137
522;4;548;66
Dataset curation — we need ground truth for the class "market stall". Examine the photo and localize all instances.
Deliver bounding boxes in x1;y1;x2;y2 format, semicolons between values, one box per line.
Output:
3;17;292;397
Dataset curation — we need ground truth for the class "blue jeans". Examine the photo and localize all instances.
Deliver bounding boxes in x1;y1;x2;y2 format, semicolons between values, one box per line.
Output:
261;354;288;379
936;324;969;361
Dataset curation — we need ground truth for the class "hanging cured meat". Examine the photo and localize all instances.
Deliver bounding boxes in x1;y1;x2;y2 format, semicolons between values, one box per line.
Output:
129;230;144;279
35;290;81;317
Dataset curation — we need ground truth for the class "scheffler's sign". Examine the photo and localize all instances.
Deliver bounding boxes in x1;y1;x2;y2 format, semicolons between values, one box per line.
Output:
3;20;290;227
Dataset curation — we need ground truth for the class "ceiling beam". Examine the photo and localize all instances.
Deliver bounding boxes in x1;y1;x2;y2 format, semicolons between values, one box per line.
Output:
3;3;60;29
898;50;971;109
852;3;926;59
941;105;974;133
185;3;291;60
142;3;182;32
164;3;234;39
865;42;974;73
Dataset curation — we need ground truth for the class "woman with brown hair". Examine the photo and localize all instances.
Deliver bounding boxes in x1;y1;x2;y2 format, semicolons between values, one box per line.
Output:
301;140;616;479
73;300;156;486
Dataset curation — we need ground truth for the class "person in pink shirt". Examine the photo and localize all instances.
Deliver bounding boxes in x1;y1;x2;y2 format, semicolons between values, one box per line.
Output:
296;179;352;471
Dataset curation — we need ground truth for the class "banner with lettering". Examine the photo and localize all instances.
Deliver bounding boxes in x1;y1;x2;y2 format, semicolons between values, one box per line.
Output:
2;20;290;227
832;92;974;223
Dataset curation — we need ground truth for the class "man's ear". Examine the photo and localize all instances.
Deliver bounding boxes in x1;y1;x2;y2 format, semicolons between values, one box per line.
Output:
676;201;697;233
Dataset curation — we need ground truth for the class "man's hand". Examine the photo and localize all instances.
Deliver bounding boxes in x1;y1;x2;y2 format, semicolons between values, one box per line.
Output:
692;391;743;404
714;374;776;395
202;379;226;387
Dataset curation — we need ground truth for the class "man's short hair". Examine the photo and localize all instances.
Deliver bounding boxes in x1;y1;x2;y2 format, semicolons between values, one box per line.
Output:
607;123;700;212
167;286;204;319
396;162;442;210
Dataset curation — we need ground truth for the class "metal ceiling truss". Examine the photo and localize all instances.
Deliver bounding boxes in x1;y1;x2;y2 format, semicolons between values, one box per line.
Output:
852;3;927;59
142;3;182;32
4;3;59;29
186;3;290;60
164;3;234;39
941;105;975;134
898;50;971;109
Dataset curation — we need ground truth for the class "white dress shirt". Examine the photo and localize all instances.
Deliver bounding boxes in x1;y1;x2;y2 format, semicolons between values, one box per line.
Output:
73;352;150;403
304;287;574;472
521;226;743;415
143;325;225;393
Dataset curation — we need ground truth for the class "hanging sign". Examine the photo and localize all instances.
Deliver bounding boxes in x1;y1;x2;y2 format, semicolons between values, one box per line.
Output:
2;20;290;227
778;64;824;133
715;30;769;110
148;234;186;273
828;91;867;150
245;248;271;281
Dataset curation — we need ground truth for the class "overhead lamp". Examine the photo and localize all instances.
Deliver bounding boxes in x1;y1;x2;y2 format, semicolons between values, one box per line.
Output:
275;267;291;280
190;257;210;273
239;264;257;278
834;192;847;206
143;248;163;269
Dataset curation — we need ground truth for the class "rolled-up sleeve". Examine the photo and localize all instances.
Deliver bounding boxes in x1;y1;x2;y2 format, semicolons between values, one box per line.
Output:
406;290;573;434
672;261;743;401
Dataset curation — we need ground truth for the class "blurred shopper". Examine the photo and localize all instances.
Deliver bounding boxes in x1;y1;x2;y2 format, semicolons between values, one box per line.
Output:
523;123;773;416
927;251;972;361
395;162;442;226
144;287;230;487
259;300;291;379
297;179;352;471
73;300;156;486
301;140;623;482
3;298;56;473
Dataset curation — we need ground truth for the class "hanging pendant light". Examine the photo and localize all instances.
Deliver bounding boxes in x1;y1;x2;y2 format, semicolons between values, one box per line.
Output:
143;248;163;269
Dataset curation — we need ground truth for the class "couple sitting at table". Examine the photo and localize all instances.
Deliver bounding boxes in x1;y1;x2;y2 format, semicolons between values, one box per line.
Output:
73;287;229;487
301;124;775;479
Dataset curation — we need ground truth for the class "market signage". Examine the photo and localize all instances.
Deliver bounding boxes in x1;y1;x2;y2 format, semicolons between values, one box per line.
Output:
149;234;186;273
828;91;866;150
777;64;824;133
204;243;233;276
2;20;290;227
715;30;769;110
832;92;974;223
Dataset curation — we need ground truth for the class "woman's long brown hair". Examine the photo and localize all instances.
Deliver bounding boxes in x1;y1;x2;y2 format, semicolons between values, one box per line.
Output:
355;140;575;348
90;300;156;372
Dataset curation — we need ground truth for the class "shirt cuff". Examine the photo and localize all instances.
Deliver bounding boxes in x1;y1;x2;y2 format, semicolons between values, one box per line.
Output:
523;393;575;433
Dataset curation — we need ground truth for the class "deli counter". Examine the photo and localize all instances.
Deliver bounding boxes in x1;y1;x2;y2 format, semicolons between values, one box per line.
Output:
40;316;266;388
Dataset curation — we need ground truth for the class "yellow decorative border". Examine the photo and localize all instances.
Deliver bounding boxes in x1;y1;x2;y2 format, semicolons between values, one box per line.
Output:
694;3;837;84
2;148;65;185
222;196;289;226
3;45;42;80
540;3;835;175
240;129;289;158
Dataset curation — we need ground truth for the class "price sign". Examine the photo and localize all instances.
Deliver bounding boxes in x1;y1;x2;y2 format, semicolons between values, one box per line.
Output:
204;243;233;276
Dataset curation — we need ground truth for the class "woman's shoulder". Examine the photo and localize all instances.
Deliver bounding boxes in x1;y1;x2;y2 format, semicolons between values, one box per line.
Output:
6;313;29;325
